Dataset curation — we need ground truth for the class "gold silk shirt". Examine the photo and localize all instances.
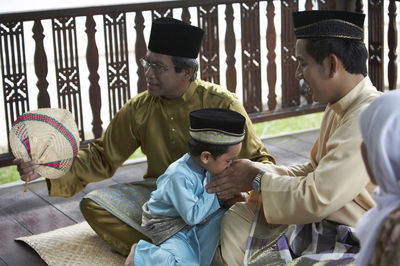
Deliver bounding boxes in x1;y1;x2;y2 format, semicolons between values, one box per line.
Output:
48;79;275;197
256;77;381;227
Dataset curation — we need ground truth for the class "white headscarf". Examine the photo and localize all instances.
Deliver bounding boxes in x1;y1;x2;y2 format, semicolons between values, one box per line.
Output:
355;90;400;266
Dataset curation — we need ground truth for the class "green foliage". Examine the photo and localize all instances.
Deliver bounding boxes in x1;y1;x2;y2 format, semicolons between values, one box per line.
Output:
130;148;145;160
0;165;20;184
0;112;323;185
254;112;323;137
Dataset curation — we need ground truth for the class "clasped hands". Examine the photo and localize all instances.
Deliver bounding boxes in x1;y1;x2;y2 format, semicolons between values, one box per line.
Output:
206;159;261;201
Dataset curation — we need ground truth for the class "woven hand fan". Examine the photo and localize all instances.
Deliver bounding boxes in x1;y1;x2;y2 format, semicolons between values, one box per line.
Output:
9;108;80;179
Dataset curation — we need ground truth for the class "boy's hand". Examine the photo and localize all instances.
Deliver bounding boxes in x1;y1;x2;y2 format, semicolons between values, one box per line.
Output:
124;243;137;266
222;192;249;209
206;159;260;200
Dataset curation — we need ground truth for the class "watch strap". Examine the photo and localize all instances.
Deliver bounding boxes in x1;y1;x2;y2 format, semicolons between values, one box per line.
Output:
251;170;265;192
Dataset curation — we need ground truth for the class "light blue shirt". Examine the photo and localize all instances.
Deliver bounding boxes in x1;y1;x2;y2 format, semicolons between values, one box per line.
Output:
134;153;224;266
147;153;221;225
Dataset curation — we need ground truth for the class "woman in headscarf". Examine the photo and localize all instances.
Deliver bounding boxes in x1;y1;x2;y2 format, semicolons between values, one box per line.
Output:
355;90;400;266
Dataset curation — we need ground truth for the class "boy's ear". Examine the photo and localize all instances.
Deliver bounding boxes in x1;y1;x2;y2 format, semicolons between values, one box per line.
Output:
200;151;211;165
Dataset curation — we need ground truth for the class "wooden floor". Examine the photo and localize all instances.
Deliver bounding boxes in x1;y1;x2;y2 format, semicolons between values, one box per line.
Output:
0;129;318;266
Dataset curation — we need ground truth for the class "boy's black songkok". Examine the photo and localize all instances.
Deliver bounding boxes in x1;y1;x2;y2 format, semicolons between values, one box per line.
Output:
189;108;246;145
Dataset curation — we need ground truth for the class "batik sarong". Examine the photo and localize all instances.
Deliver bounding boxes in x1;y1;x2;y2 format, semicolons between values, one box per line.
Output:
84;178;157;238
245;204;360;266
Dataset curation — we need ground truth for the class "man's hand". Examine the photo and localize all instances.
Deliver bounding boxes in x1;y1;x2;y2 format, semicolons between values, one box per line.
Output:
13;159;41;183
206;159;261;200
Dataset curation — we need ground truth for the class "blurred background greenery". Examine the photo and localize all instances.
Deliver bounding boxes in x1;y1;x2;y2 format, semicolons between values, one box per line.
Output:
0;112;323;185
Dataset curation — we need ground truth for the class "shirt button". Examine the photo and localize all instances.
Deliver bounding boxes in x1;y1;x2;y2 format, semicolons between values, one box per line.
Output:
172;128;175;132
170;117;174;120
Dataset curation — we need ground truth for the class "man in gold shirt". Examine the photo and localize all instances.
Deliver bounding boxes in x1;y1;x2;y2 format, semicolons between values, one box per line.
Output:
206;10;381;265
15;17;274;256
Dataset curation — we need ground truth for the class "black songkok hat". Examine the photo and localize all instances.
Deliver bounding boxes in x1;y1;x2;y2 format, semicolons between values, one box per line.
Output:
148;17;204;59
293;10;365;40
189;108;246;145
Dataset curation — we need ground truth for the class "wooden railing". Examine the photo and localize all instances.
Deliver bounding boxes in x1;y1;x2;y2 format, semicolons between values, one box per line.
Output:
0;0;398;167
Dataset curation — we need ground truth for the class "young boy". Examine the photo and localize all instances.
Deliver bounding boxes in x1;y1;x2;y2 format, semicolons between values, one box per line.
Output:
124;108;246;266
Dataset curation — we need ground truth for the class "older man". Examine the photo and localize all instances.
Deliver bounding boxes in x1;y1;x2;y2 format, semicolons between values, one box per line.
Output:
207;10;381;265
15;17;274;256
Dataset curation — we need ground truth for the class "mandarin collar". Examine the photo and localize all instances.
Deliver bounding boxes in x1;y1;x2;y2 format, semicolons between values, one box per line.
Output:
328;76;371;115
159;79;198;105
184;153;206;176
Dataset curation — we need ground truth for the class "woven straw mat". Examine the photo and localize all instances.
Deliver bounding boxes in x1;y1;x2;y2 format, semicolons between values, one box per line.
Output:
16;222;125;266
9;108;80;179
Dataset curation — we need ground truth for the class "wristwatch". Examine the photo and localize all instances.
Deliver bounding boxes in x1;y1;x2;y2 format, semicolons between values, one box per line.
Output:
251;170;265;192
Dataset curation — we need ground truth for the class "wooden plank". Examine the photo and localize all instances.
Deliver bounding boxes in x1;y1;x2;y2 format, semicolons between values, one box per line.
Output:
111;161;148;184
263;134;313;159
27;177;119;222
0;184;78;264
83;178;119;193
28;181;86;223
289;129;319;145
263;142;308;165
261;130;318;165
0;185;76;235
12;166;142;224
0;210;46;266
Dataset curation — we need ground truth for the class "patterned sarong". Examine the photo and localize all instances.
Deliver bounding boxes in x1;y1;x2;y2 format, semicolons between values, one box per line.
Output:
245;204;359;265
141;201;188;245
85;178;219;246
84;178;157;238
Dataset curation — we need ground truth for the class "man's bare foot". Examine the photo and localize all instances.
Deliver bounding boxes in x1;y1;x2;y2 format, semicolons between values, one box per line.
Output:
124;243;137;266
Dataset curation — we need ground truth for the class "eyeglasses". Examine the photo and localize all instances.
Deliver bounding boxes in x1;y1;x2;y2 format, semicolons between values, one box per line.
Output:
139;58;170;74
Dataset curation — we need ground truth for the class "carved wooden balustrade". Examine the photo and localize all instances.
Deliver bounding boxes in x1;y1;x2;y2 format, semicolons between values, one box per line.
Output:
0;0;398;167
